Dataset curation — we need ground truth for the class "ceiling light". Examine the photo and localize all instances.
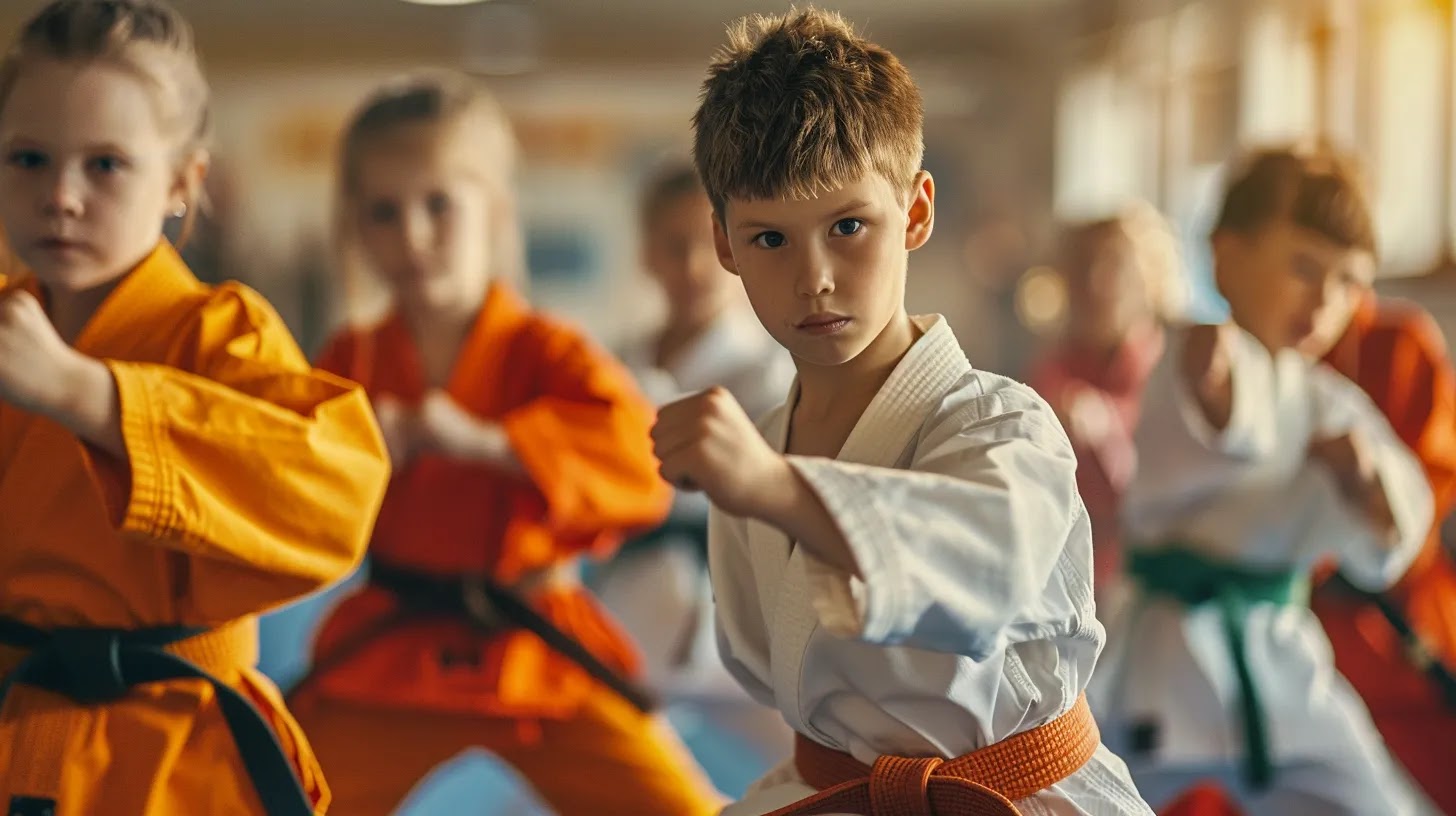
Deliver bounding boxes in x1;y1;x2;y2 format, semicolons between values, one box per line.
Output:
399;0;492;6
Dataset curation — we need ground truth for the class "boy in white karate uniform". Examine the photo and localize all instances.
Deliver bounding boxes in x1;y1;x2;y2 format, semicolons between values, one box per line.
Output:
1090;149;1435;815
651;9;1151;815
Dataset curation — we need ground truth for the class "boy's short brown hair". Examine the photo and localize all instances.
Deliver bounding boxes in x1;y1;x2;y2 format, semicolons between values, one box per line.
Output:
1213;147;1376;256
691;7;924;217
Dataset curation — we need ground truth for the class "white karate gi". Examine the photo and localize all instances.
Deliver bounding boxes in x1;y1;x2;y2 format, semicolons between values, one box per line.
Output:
714;315;1152;816
1089;325;1434;815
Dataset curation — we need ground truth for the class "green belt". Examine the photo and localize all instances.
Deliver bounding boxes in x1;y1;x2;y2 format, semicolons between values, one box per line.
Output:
1128;547;1309;790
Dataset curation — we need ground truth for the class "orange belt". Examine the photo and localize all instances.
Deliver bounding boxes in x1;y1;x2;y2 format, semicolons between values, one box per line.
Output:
767;694;1100;816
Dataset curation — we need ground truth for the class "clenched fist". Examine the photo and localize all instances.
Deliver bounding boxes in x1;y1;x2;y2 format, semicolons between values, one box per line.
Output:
1310;430;1396;543
1182;322;1235;431
418;390;484;456
372;394;422;466
0;289;87;415
651;386;792;518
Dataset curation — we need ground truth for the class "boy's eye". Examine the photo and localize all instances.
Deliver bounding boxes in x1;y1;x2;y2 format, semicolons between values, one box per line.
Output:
832;218;863;236
7;150;45;170
89;155;127;174
753;231;786;249
367;201;398;224
426;192;451;216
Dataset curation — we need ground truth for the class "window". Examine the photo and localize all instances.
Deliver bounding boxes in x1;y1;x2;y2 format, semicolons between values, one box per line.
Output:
1370;3;1445;276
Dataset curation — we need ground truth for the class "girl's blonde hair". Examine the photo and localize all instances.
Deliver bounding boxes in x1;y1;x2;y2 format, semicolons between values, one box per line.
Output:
334;70;524;327
0;0;210;245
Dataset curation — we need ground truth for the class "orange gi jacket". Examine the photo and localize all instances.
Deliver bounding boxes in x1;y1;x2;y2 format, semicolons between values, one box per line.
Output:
305;281;670;722
0;241;389;815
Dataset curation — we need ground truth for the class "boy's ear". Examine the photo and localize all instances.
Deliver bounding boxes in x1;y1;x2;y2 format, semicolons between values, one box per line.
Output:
712;211;739;276
905;170;935;251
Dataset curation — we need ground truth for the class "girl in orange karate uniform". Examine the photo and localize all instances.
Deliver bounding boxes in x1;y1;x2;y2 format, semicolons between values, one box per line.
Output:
0;2;390;814
288;72;724;816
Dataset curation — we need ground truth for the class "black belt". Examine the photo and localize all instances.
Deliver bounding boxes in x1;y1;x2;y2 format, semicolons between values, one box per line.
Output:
369;563;658;712
0;617;313;816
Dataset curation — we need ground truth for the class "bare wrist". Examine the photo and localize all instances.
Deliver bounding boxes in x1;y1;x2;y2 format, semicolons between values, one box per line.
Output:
47;353;117;443
47;350;99;418
751;456;807;530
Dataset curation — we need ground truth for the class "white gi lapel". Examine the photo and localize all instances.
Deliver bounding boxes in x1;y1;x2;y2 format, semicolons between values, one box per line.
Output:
768;316;971;731
836;316;972;468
